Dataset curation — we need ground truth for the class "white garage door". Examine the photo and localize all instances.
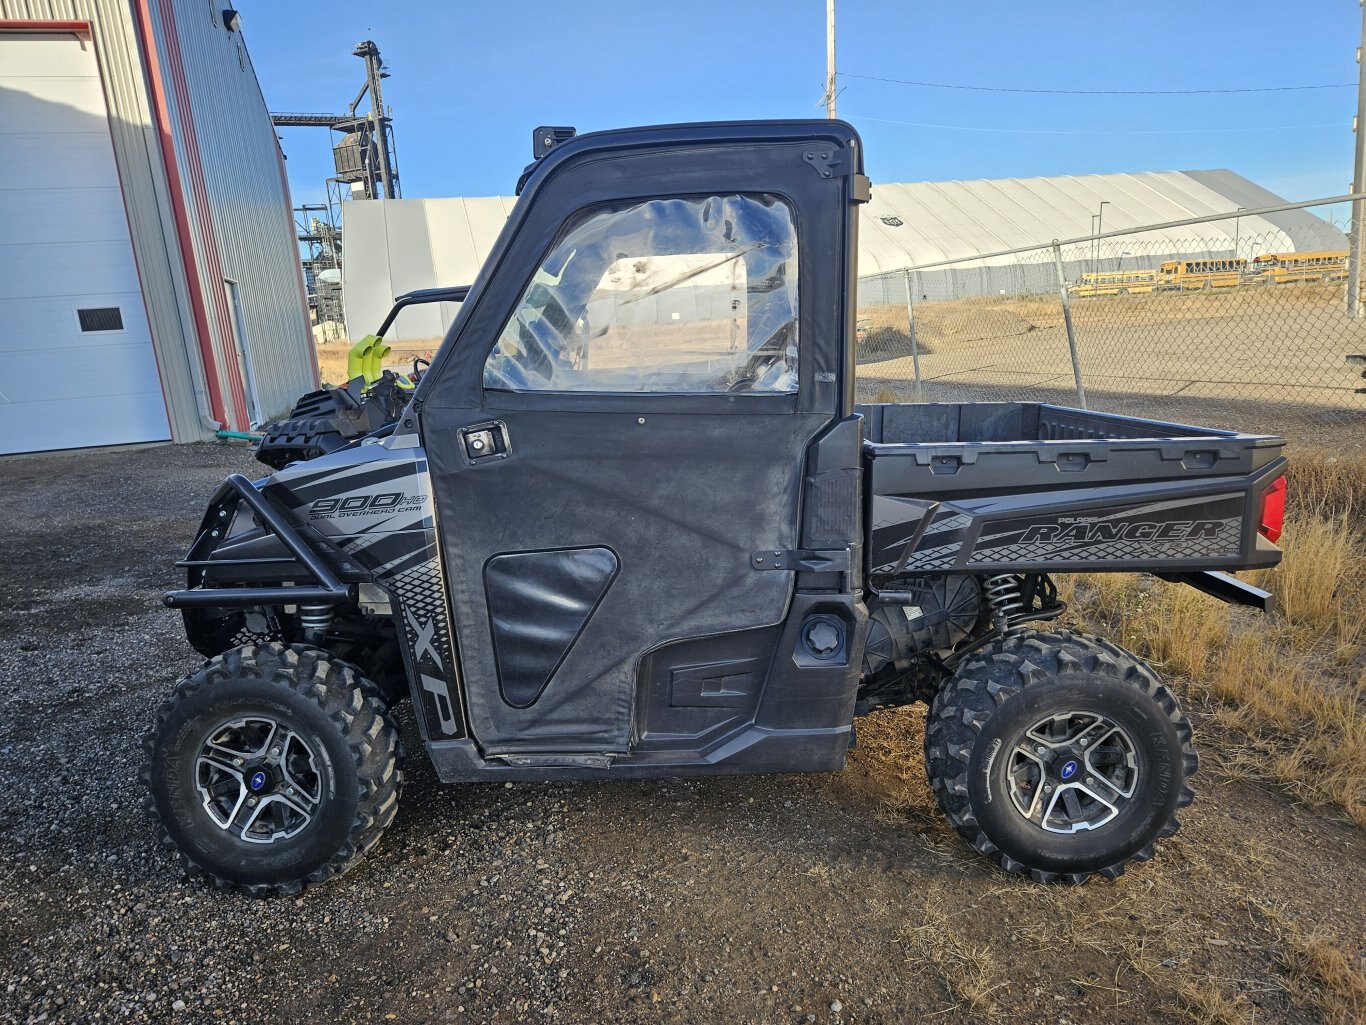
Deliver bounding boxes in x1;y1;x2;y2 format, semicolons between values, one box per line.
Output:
0;31;171;455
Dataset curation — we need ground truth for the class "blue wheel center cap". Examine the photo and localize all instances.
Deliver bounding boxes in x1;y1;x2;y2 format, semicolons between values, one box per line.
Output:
1060;759;1079;781
249;770;268;792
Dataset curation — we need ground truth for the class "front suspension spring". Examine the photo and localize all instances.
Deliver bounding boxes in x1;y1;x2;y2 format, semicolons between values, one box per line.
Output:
297;603;333;643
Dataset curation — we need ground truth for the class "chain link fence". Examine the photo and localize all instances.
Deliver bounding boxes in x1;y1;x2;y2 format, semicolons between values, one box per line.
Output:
855;201;1366;446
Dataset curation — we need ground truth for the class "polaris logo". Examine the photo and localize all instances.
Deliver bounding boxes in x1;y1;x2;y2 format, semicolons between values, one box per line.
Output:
1018;519;1229;544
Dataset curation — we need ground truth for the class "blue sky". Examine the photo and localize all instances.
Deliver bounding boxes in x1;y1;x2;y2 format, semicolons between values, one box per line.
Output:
240;1;1362;207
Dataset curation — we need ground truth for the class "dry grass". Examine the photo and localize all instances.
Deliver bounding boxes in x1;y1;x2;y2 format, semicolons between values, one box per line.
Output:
901;895;1007;1019
1278;931;1366;1025
1252;898;1366;1025
910;295;1063;345
1166;981;1254;1025
1062;449;1366;828
869;385;912;404
857;304;932;361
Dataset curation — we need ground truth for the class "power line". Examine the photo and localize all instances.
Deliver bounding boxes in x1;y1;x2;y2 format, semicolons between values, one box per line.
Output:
846;113;1343;135
839;72;1355;95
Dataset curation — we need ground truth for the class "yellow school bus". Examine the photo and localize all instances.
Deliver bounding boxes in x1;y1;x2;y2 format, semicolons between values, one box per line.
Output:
1071;269;1159;297
1155;258;1247;291
1248;250;1348;285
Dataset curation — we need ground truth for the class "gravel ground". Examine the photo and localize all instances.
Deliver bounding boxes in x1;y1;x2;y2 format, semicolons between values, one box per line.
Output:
1;442;1362;1025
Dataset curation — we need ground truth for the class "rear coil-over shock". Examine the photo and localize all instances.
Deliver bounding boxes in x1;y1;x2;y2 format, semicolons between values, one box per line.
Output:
298;604;334;645
983;574;1024;631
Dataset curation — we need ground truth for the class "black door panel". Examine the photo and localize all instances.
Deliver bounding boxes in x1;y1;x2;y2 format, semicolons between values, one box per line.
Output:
430;409;831;753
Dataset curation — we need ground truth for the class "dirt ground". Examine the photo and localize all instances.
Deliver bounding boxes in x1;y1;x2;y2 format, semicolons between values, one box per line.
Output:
0;443;1362;1025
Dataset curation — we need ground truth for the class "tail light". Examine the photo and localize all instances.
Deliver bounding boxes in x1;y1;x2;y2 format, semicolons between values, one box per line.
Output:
1259;475;1286;543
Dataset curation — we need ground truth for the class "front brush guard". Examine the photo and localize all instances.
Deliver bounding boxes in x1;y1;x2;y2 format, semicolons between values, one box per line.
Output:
163;474;353;610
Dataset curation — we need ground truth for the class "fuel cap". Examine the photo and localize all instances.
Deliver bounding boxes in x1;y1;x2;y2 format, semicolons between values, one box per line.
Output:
801;615;845;660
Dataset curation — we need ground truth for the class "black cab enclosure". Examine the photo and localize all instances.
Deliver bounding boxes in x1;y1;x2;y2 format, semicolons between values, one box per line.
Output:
145;121;1285;896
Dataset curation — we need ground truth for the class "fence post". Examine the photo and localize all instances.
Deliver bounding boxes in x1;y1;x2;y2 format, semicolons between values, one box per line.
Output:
1051;240;1087;408
903;268;924;401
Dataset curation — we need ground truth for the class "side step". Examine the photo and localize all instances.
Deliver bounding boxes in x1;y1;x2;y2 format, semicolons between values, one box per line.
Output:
495;753;614;769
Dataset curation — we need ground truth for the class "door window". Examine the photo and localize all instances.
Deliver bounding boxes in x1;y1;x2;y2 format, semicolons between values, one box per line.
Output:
483;194;798;394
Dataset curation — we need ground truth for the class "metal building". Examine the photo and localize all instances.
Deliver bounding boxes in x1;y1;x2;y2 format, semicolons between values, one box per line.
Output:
341;168;1344;339
0;2;316;455
857;169;1344;273
342;196;517;343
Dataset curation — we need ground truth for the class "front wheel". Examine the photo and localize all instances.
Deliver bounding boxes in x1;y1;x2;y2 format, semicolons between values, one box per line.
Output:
925;629;1195;883
141;643;402;896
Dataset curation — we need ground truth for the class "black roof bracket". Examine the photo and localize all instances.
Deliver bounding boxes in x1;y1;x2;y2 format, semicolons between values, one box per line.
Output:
802;147;849;180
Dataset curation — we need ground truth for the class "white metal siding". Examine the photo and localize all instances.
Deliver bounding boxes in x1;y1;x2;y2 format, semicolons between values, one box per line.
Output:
0;29;170;453
342;197;518;343
150;0;315;424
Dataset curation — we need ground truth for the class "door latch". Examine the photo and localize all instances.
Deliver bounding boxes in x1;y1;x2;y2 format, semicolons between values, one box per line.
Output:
460;421;510;462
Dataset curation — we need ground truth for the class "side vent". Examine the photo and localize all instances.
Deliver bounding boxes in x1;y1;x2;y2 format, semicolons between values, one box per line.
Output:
77;307;124;332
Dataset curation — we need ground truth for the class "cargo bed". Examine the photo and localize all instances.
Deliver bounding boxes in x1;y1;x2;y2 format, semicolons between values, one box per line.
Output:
859;403;1286;578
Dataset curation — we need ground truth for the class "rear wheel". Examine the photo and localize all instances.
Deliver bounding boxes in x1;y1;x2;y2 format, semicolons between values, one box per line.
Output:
924;629;1195;883
142;643;402;896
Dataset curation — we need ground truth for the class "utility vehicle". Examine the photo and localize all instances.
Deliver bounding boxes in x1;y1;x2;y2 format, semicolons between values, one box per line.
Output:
143;121;1286;895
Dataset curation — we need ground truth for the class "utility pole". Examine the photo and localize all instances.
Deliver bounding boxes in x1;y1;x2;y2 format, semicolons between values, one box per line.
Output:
1349;0;1366;317
825;0;837;119
1091;200;1109;277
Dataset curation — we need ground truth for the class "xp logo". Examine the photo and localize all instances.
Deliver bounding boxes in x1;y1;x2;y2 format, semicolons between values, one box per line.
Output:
249;770;268;792
1059;760;1079;781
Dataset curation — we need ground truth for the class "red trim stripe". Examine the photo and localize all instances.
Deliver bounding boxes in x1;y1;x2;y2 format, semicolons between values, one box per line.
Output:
0;19;91;32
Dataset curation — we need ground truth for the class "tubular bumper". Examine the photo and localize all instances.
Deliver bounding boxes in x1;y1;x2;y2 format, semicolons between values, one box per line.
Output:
162;473;353;610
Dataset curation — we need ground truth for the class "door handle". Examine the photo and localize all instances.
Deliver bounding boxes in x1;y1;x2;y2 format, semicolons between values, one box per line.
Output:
460;420;510;462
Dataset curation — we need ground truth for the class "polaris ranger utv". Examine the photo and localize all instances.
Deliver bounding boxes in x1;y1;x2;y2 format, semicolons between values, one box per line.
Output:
143;120;1287;895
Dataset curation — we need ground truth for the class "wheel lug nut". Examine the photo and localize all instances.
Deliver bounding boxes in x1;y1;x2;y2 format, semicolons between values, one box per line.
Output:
1085;776;1094;785
1036;745;1046;754
1079;738;1089;747
248;797;258;806
287;787;296;796
233;758;244;766
1044;784;1053;793
271;747;281;757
